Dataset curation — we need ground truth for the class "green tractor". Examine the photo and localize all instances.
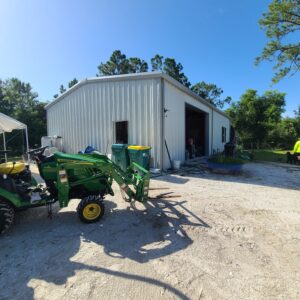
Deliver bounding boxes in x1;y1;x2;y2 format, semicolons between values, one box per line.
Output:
0;147;150;234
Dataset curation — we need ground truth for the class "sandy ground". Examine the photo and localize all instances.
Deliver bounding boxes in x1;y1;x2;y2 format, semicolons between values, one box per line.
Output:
0;162;299;300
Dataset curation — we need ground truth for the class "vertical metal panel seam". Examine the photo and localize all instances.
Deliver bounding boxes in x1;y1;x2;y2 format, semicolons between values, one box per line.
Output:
161;77;165;170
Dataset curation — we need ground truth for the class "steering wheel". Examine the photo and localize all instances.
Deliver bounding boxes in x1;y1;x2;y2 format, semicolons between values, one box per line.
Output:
27;146;48;156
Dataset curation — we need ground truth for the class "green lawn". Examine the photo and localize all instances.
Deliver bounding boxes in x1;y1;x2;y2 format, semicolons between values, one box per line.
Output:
252;149;291;163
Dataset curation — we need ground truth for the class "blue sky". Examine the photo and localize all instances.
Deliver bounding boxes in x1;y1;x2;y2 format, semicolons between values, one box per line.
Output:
0;0;299;116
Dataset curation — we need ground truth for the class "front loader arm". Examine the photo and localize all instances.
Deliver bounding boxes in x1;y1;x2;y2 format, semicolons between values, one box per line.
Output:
93;159;150;202
107;161;150;202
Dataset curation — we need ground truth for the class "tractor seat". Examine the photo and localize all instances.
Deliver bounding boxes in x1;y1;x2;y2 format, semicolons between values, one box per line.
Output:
0;161;26;175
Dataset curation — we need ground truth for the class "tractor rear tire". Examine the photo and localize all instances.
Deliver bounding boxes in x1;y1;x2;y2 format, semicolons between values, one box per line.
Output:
77;195;105;224
0;199;15;234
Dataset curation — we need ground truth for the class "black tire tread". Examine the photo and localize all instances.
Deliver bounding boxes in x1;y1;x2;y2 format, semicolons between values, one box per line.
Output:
0;198;15;234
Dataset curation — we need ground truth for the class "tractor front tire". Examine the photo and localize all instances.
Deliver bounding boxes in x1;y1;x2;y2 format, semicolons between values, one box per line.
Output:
77;195;105;224
0;199;15;234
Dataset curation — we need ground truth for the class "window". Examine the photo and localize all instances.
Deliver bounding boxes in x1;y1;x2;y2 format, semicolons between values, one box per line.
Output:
222;127;226;143
115;121;128;144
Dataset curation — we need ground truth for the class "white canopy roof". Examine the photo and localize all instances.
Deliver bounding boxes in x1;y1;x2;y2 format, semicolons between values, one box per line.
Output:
0;112;26;133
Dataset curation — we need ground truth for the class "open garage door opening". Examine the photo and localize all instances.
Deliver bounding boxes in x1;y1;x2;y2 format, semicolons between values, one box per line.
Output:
185;104;209;159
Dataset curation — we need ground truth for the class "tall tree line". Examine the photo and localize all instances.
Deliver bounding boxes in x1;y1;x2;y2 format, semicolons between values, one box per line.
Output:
0;78;47;154
227;90;300;149
230;0;300;149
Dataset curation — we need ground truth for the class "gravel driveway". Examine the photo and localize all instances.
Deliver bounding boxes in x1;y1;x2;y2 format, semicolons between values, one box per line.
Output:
0;162;299;300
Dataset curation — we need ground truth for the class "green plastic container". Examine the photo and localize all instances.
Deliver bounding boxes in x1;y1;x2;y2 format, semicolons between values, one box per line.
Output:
128;146;151;170
111;144;129;171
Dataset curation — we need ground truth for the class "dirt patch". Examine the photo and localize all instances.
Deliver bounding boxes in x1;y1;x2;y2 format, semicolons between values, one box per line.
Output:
0;162;299;299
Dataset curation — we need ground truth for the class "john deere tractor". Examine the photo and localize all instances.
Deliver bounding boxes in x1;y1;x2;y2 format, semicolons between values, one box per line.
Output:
0;147;150;234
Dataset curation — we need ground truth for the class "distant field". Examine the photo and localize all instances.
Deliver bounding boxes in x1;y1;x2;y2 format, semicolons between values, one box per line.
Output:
252;149;291;163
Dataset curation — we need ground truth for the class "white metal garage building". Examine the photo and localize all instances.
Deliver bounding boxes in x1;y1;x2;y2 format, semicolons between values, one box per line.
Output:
46;72;230;169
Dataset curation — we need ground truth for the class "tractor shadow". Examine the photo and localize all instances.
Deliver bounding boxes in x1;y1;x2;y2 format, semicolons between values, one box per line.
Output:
0;198;209;300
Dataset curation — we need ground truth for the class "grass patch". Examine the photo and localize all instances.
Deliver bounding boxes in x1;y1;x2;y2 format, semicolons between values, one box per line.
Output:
251;149;290;163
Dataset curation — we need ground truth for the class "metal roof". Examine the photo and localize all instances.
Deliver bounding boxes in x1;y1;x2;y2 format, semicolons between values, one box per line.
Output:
45;71;229;119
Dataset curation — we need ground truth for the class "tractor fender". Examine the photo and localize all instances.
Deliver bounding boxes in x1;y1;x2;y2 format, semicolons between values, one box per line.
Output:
0;187;24;208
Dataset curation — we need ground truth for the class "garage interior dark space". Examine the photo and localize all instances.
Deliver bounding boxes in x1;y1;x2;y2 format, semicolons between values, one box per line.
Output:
185;104;208;159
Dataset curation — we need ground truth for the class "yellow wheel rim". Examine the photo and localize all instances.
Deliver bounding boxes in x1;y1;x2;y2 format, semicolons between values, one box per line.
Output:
82;203;101;220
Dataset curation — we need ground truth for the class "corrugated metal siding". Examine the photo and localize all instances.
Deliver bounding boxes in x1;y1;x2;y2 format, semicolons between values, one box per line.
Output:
163;81;212;169
163;80;230;169
212;111;230;153
47;78;163;168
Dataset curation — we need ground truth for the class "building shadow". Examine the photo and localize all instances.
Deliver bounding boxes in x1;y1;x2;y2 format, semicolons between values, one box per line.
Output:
0;198;209;300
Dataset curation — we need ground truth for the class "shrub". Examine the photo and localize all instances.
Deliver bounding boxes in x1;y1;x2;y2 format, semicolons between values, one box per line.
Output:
208;154;244;165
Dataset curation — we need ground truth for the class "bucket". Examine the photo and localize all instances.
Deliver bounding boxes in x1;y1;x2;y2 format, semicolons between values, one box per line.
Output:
172;160;181;170
150;168;161;174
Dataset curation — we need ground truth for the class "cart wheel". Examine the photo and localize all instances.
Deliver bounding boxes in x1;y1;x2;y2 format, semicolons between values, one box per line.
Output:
0;199;15;234
77;195;105;224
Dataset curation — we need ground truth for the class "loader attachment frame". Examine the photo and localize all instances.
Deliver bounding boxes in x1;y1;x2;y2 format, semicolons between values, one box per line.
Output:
54;152;150;207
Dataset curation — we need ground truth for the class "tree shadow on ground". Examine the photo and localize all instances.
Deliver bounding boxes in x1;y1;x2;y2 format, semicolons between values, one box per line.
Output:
0;198;209;300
